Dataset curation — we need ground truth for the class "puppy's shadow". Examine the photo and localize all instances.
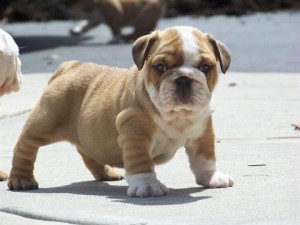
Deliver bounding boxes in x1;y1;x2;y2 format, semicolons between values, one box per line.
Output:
23;180;211;205
13;35;127;54
13;35;93;53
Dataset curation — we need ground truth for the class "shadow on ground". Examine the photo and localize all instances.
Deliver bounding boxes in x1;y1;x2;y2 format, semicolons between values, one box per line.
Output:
14;35;92;53
8;180;211;206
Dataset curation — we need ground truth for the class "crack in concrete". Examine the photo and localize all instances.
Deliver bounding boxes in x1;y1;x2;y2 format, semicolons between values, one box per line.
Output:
0;109;32;120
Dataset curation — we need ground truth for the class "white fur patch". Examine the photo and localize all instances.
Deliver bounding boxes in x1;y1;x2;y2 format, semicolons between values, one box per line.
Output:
174;26;200;66
0;29;19;55
0;29;22;95
146;83;160;110
188;154;234;188
126;172;169;197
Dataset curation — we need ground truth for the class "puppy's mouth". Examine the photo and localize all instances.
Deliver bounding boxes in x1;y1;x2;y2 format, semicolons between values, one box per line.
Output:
146;71;212;118
169;108;194;117
156;76;211;115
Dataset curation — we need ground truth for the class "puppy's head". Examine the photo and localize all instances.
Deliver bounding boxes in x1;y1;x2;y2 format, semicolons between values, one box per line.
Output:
132;26;231;117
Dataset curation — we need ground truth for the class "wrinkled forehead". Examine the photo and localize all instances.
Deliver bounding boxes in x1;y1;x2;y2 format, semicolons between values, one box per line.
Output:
156;26;209;66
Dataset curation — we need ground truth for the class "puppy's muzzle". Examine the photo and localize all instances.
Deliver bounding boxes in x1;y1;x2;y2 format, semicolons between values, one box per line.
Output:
175;76;192;103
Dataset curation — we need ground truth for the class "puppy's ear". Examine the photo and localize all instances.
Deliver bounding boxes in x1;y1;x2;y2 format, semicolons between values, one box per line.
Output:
207;34;231;74
132;31;158;70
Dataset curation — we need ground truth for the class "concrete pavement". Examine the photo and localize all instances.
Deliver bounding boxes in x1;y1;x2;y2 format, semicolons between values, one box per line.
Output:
0;72;299;225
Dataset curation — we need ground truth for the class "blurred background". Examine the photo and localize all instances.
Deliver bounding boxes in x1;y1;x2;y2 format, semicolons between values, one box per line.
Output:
1;0;299;74
1;0;300;21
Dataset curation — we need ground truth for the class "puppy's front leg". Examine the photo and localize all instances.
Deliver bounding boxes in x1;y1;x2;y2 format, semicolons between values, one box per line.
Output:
116;110;168;197
186;117;234;188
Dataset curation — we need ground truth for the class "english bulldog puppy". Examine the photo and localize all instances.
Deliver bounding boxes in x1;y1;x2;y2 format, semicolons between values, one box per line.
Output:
8;26;234;197
0;28;22;181
70;0;164;43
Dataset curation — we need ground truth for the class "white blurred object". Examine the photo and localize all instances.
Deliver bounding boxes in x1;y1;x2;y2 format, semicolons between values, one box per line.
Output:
0;28;22;96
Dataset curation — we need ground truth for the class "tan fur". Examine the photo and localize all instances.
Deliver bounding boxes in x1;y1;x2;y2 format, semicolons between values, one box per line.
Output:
8;27;232;194
0;171;8;181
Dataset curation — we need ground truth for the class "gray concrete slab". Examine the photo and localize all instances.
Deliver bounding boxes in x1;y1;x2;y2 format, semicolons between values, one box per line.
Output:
1;72;299;225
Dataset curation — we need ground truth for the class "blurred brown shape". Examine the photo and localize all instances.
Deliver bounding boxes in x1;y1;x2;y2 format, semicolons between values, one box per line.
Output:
1;0;300;22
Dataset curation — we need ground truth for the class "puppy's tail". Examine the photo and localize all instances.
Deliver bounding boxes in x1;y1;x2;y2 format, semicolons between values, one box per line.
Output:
48;60;82;84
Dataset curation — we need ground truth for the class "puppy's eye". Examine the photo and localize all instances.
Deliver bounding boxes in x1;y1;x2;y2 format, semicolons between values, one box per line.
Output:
199;64;211;73
154;63;167;73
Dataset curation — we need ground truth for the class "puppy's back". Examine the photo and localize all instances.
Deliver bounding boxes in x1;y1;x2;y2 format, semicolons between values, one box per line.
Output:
48;60;90;84
37;60;128;143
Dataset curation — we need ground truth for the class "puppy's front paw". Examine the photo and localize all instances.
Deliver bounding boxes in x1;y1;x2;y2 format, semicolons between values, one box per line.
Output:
8;176;38;190
126;172;168;197
196;171;234;188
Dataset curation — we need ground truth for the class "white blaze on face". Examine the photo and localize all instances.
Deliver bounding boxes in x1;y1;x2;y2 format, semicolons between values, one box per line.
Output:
174;26;200;66
173;26;212;105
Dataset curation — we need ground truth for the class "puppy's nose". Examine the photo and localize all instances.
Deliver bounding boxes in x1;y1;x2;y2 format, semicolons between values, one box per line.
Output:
175;76;191;87
175;76;192;103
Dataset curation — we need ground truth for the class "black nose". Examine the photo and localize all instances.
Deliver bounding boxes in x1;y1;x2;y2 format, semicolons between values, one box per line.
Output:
175;76;192;102
175;76;191;87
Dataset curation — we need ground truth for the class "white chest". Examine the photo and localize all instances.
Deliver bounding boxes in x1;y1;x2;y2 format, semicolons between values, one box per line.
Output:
150;109;211;163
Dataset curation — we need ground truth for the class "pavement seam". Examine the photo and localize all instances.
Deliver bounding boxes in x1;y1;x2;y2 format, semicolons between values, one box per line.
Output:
0;208;81;225
0;108;32;120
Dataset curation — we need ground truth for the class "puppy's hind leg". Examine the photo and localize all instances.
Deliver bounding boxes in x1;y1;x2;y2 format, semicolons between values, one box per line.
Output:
77;147;123;181
8;96;68;190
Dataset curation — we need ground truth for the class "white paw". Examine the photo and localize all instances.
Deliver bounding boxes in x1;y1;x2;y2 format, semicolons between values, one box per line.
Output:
196;171;234;188
126;172;169;197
